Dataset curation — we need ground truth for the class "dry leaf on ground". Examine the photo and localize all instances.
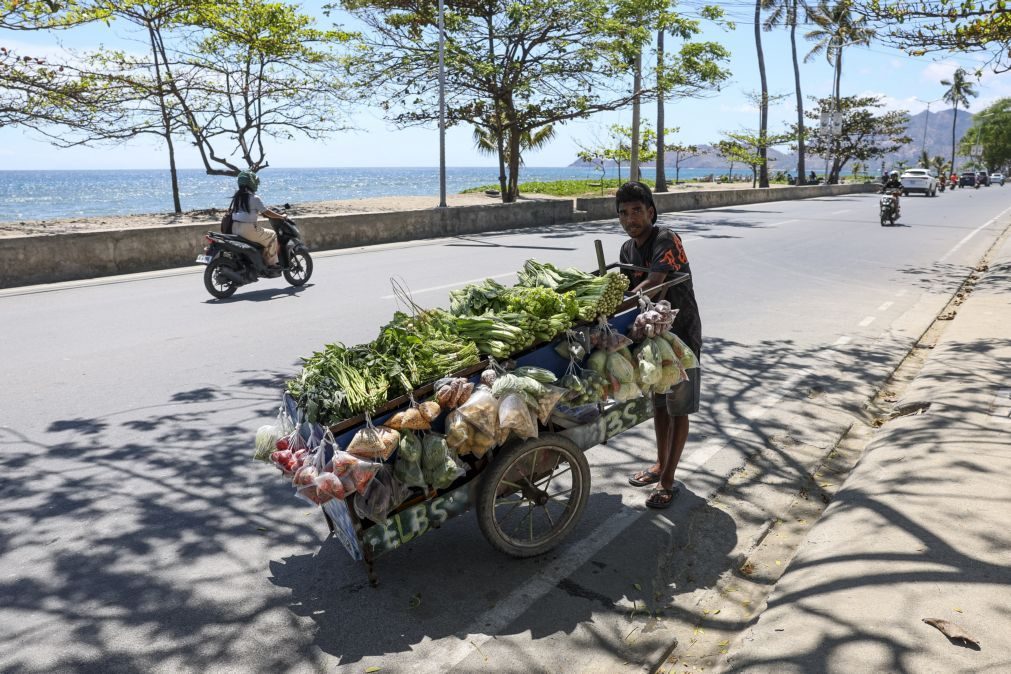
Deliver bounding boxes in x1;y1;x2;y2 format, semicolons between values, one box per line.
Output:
922;618;980;649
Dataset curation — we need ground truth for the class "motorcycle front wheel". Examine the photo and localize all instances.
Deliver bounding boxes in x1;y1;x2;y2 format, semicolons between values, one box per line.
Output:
204;258;239;299
283;249;313;287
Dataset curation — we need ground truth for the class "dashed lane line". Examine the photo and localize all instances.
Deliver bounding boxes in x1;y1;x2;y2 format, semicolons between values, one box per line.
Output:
858;316;876;327
877;301;894;312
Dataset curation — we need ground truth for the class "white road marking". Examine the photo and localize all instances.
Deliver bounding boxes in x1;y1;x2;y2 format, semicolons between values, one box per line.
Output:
379;272;515;299
858;316;876;327
896;289;908;297
430;366;813;672
877;301;894;312
766;219;797;228
834;336;852;345
939;203;1011;262
831;209;851;215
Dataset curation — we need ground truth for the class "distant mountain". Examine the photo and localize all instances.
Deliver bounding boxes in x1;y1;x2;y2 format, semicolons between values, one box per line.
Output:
569;108;979;173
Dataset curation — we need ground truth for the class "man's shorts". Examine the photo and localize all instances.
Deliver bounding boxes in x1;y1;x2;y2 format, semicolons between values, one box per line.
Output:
653;368;702;416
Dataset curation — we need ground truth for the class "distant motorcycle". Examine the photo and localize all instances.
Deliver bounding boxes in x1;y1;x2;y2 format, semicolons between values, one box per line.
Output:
879;190;900;226
938;180;946;193
197;213;313;299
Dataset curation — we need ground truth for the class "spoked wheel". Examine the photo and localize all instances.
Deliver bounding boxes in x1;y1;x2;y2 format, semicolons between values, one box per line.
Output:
476;434;590;558
203;258;238;299
283;249;313;286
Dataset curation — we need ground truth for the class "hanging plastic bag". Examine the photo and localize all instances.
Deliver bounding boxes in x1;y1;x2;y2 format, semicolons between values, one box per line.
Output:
255;403;297;462
659;331;700;369
393;429;426;488
385;398;432;431
434;377;476;409
590;317;634;352
293;445;331;505
499;393;539;440
536;384;568;425
347;415;400;461
353;465;409;524
456;386;500;437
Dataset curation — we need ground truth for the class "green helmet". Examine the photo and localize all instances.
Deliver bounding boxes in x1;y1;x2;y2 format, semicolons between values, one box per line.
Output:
237;170;259;192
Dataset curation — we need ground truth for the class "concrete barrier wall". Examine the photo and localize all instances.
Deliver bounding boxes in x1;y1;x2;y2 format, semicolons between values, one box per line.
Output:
0;183;876;289
575;182;877;220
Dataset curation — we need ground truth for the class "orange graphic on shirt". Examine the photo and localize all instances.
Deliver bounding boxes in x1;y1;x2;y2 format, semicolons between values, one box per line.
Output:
660;239;687;270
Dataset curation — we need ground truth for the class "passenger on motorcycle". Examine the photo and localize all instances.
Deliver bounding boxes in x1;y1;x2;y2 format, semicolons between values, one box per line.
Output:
230;170;283;269
938;173;947;189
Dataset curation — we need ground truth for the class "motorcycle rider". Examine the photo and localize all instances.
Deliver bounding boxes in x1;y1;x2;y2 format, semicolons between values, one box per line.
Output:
938;173;947;191
230;170;283;270
880;170;903;216
951;172;959;188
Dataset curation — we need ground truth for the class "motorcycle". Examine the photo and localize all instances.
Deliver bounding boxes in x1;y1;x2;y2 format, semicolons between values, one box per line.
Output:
938;180;946;193
197;213;313;299
879;190;900;226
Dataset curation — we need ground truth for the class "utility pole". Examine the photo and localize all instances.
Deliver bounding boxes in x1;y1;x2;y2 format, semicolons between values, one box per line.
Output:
630;49;642;183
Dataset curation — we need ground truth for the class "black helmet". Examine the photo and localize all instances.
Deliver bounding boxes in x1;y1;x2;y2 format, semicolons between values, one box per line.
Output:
615;181;657;224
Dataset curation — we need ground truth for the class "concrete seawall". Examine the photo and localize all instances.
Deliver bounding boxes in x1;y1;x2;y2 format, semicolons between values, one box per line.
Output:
0;183;876;289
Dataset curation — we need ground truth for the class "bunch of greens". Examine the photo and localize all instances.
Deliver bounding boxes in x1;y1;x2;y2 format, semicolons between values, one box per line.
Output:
518;260;629;321
375;310;481;394
286;343;391;425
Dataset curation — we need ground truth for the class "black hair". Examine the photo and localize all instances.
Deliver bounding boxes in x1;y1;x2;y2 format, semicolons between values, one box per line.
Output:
230;186;252;213
615;181;657;224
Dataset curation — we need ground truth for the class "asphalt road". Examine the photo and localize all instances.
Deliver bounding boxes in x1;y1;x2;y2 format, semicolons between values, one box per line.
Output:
2;185;1009;673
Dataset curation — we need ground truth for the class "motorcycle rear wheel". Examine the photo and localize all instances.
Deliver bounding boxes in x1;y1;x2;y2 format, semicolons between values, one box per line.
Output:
204;258;238;299
283;250;313;286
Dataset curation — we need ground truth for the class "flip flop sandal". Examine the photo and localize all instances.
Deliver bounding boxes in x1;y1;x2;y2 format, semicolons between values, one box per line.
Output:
645;487;678;509
628;469;661;487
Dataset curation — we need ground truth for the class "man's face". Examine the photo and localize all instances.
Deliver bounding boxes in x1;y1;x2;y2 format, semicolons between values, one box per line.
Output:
618;200;654;240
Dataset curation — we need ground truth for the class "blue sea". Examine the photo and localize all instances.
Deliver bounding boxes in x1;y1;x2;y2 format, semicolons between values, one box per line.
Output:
0;165;754;222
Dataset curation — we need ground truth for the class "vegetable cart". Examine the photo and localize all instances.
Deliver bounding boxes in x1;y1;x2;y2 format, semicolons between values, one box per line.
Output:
271;247;689;585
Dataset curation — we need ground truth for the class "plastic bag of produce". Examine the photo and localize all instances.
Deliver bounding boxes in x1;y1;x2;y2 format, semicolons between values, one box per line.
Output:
554;327;590;362
394;451;427;489
347;417;400;461
659;331;699;369
354;465;409;524
590;321;634;352
385;405;431;431
293;446;331;505
351;459;382;495
499;393;539;440
606;351;636;386
398;429;423;463
256;404;299;462
421;433;450;484
434;377;476;409
536;384;568;424
513;366;557;384
635;340;663;388
587;349;609;378
444;410;472;451
314;471;348;501
457;386;500;437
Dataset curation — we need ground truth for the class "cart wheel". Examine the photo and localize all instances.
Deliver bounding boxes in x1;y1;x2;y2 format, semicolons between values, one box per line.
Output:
476;434;590;558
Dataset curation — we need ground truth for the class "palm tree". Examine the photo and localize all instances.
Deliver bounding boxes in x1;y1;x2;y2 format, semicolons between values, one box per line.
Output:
764;0;807;184
804;0;875;183
941;67;978;174
919;149;931;169
931;155;948;177
753;0;771;188
472;123;556;191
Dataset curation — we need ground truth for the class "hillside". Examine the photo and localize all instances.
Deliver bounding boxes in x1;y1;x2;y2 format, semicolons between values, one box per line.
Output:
569;108;979;173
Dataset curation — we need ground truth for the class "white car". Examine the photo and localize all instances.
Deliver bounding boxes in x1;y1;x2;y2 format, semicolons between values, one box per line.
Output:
991;172;1005;186
900;168;938;196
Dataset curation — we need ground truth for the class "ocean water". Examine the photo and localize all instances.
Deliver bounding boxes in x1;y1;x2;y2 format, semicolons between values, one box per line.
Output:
0;165;751;222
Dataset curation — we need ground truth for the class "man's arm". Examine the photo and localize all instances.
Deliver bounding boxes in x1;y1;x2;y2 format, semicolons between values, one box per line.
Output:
631;270;669;296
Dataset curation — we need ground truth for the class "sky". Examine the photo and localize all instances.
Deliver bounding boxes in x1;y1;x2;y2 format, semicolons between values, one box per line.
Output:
2;1;1010;171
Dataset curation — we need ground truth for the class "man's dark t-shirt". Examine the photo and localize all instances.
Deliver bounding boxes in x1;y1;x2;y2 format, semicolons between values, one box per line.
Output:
620;226;702;357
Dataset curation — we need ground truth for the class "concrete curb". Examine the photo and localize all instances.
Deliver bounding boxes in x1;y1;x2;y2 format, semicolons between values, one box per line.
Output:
0;183;876;289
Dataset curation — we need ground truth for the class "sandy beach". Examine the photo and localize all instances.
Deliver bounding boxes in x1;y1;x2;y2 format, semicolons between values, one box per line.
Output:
0;180;782;238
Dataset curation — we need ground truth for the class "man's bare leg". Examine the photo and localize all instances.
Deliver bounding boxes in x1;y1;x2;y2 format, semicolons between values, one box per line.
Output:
658;415;689;490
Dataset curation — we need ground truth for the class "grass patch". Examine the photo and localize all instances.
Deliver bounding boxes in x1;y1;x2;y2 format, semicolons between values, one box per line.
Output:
461;178;656;197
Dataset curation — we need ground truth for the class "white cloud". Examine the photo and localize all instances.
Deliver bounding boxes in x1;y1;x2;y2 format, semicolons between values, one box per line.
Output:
855;90;923;113
920;60;959;83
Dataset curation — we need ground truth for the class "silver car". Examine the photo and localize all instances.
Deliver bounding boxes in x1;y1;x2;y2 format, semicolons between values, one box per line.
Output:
991;172;1005;186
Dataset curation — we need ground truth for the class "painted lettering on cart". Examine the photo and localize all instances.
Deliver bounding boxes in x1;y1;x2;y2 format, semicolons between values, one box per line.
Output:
604;397;654;440
363;485;471;557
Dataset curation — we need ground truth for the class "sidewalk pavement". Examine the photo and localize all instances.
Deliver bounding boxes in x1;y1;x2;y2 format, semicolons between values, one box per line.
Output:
720;234;1011;673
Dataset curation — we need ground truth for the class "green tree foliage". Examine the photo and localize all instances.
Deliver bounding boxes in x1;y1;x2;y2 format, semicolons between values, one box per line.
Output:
799;95;912;183
941;66;978;173
340;0;730;202
718;129;791;186
578;123;657;184
862;1;1011;73
805;0;875;105
959;98;1011;171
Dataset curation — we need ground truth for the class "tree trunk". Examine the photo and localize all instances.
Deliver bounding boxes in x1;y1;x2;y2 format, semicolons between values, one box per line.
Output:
630;49;642;183
675;156;681;184
790;0;806;185
487;18;507;199
147;20;182;214
505;129;521;202
950;104;958;174
754;0;769;188
655;29;667;192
